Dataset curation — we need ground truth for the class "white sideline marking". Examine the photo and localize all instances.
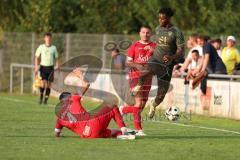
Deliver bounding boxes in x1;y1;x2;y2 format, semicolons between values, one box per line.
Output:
0;97;55;107
152;120;240;135
2;96;240;135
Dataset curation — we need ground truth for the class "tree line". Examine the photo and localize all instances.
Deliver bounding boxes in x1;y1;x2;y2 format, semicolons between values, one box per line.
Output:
1;0;240;36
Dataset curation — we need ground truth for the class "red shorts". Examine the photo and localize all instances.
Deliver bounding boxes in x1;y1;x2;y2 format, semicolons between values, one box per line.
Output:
129;71;152;101
55;107;124;138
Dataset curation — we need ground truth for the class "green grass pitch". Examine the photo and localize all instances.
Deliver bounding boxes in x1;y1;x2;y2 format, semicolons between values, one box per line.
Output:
0;93;240;160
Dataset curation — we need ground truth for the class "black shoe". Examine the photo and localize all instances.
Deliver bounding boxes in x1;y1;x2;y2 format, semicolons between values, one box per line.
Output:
39;94;43;104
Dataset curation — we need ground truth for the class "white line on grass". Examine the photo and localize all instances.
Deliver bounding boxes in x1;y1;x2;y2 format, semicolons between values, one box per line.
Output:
152;120;240;135
2;96;240;135
0;97;55;107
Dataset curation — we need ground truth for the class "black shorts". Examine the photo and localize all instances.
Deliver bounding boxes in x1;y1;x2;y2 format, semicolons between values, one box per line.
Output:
147;58;174;95
147;58;174;80
40;65;54;82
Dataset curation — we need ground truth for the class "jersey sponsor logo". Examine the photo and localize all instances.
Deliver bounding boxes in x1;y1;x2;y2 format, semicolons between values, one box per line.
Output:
158;36;167;45
137;54;149;62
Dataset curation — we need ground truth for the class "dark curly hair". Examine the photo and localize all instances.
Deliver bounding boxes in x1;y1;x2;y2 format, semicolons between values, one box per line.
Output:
159;7;174;17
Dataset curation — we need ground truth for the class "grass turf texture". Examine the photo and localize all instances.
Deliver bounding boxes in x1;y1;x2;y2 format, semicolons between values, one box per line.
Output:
0;93;240;160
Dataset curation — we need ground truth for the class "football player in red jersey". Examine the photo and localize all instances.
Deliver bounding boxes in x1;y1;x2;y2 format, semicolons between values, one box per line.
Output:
119;26;156;136
129;8;185;120
54;68;134;139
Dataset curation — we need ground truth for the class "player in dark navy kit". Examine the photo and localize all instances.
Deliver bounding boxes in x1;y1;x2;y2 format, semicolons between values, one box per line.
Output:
148;8;185;118
132;8;185;119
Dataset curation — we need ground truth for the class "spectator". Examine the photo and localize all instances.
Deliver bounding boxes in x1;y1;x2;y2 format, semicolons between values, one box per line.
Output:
196;35;227;75
211;38;222;57
185;50;202;80
195;35;227;94
111;48;126;70
186;33;203;58
204;35;211;42
173;50;202;85
187;50;202;71
221;36;240;75
180;33;203;73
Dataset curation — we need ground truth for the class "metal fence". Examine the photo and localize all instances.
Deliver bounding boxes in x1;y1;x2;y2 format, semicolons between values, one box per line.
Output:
0;32;138;92
8;62;240;120
1;32;239;93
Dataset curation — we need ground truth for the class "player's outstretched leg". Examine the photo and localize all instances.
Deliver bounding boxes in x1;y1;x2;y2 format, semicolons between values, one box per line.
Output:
54;119;63;137
148;78;171;119
84;106;134;138
120;105;146;136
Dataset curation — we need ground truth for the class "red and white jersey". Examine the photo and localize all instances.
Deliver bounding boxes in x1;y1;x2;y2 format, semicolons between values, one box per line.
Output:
127;41;156;78
128;41;156;64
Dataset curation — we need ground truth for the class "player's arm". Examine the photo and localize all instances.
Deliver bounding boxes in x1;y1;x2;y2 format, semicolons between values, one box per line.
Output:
34;57;40;76
34;46;41;76
126;57;145;71
72;68;90;96
54;47;60;70
55;59;60;70
172;29;185;62
172;46;185;62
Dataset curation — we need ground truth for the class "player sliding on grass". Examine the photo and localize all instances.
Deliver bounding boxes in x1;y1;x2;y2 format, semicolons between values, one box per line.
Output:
132;8;185;119
54;68;134;139
119;26;156;136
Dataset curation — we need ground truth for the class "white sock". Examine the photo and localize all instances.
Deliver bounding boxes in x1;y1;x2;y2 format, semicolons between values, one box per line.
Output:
120;127;127;135
55;128;61;133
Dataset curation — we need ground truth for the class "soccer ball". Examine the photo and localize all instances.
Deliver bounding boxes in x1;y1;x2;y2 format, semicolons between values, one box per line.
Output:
165;106;180;121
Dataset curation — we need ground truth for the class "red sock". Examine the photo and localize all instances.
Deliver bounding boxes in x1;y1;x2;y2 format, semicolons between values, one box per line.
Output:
55;119;63;130
122;106;142;130
132;108;142;130
112;107;126;128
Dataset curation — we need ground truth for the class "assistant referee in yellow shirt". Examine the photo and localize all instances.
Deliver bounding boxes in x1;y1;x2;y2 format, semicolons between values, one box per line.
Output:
34;33;59;104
